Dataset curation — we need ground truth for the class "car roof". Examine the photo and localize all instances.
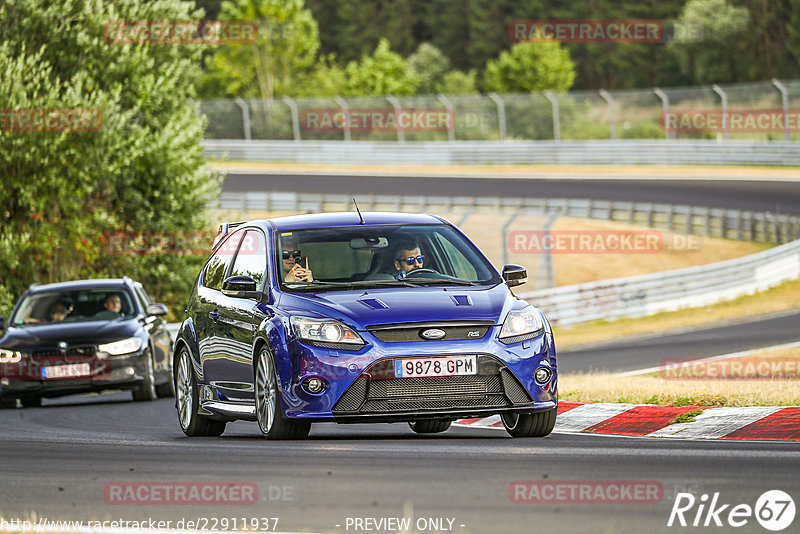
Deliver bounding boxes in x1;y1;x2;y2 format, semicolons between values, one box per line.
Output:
251;212;446;231
28;279;132;293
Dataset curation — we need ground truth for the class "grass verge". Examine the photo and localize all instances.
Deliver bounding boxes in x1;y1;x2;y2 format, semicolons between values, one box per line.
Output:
559;347;800;406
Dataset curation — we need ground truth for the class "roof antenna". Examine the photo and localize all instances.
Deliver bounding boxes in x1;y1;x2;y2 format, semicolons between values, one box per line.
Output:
353;198;365;224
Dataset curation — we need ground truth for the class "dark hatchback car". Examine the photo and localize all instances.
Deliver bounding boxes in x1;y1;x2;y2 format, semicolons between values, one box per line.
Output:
0;278;174;408
175;212;557;439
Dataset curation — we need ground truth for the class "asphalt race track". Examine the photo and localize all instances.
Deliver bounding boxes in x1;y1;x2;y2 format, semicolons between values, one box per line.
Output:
1;393;799;534
223;174;800;215
2;175;799;533
559;311;800;374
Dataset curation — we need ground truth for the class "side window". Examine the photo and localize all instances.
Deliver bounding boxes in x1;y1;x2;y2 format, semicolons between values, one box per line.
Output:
230;230;267;287
203;230;245;290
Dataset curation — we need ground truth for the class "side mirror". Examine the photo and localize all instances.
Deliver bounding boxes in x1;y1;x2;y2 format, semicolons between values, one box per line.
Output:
222;275;260;299
146;304;169;317
502;264;527;287
0;316;5;333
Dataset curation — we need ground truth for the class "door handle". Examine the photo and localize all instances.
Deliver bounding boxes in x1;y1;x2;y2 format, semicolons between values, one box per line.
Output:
208;310;220;321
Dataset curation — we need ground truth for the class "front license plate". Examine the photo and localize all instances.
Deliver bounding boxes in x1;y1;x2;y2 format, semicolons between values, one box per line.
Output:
394;356;477;378
41;363;91;379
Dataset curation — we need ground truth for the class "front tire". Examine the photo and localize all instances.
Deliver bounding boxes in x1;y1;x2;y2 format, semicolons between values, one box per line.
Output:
175;348;225;437
255;348;310;440
20;396;41;408
502;408;557;437
131;348;157;402
0;398;16;409
409;420;451;434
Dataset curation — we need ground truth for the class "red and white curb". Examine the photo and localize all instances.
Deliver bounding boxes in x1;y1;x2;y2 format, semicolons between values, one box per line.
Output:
454;402;800;441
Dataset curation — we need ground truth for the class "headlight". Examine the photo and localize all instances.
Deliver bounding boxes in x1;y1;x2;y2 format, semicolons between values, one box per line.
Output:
290;317;364;348
98;337;143;356
499;307;544;344
0;349;22;363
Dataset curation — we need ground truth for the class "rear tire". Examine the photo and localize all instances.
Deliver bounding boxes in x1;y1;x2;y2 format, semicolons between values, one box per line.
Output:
255;348;310;440
20;396;41;408
175;348;226;437
502;408;557;437
408;420;451;434
0;398;16;409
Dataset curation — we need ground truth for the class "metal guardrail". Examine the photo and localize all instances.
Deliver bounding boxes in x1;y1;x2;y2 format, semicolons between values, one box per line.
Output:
516;238;800;326
202;139;800;166
212;192;800;244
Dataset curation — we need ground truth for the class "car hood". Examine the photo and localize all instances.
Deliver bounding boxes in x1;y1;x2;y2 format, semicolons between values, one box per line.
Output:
277;283;521;329
0;318;142;351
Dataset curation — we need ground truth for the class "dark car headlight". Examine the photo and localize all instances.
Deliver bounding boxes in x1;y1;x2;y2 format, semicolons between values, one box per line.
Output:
0;349;22;363
290;317;364;348
98;337;143;356
499;307;544;344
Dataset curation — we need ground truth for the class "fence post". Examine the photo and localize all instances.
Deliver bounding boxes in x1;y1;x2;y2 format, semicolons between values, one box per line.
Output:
711;84;729;141
282;97;301;141
771;79;791;142
234;97;251;140
501;212;520;267
543;91;561;141
488;93;507;141
437;94;456;142
654;88;671;140
334;96;351;141
385;95;405;142
598;90;616;140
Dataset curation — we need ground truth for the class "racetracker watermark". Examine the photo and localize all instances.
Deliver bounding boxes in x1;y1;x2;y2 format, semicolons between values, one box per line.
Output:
510;20;664;43
664;109;800;134
0;108;102;132
104;482;260;505
508;230;702;254
104;20;258;45
510;480;663;504
1;358;112;381
300;109;454;133
660;358;800;380
101;231;258;256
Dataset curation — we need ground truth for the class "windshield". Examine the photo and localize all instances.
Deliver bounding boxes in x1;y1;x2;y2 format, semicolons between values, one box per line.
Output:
10;287;137;327
276;224;500;291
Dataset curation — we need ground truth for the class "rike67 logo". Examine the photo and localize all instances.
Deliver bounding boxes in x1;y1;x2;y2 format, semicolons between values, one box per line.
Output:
668;490;795;531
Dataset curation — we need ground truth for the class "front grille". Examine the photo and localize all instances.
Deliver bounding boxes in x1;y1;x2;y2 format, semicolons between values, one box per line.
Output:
29;345;97;358
367;321;493;343
332;354;532;416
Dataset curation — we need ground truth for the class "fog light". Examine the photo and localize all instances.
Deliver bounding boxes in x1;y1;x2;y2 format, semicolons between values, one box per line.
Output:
534;367;552;384
303;377;324;394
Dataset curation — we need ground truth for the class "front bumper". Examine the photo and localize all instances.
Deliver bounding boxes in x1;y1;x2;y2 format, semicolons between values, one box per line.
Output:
0;352;148;399
271;327;557;422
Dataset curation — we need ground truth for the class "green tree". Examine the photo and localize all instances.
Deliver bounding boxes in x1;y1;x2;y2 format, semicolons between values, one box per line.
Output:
483;40;575;93
343;38;419;96
205;0;320;99
667;0;750;83
0;0;218;318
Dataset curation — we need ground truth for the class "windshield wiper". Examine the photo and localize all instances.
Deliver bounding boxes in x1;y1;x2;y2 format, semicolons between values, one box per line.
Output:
410;278;478;286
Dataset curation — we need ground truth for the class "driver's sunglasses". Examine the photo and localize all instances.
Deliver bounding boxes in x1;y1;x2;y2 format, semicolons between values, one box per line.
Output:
282;250;301;260
398;255;424;266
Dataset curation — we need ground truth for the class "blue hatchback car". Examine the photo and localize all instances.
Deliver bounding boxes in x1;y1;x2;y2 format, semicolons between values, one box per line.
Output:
174;212;557;439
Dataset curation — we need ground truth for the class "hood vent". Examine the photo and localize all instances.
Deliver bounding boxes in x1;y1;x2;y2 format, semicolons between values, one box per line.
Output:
358;298;388;310
451;295;472;306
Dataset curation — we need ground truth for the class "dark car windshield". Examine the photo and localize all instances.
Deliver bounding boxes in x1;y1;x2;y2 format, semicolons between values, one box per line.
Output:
9;287;137;327
276;224;500;291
